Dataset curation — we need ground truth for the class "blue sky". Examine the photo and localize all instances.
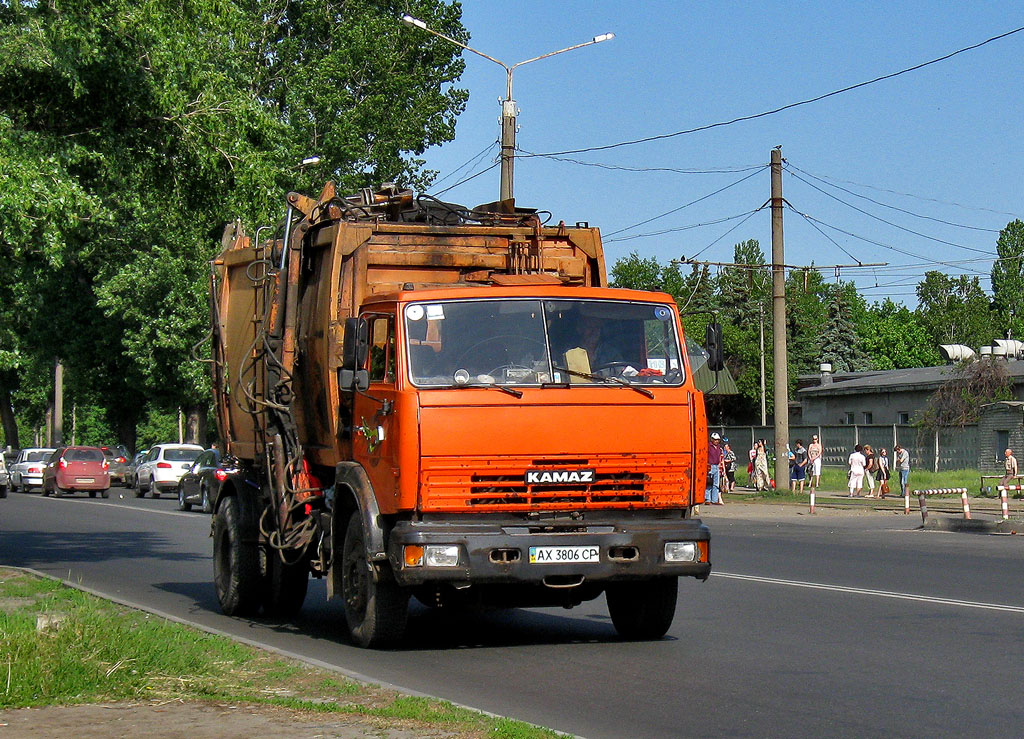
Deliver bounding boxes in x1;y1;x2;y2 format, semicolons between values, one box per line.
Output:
415;2;1024;305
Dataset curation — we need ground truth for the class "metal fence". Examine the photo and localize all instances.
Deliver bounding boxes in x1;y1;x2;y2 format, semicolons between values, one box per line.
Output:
711;424;979;473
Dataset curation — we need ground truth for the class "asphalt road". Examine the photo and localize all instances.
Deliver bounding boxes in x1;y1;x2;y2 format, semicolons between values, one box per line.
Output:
3;491;1024;738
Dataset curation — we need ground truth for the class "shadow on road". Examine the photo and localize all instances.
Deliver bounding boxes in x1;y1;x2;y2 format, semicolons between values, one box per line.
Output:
154;576;667;651
0;530;206;568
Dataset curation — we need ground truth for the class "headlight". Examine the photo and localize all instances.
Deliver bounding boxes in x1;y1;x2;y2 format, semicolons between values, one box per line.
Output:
424;545;461;567
664;541;699;562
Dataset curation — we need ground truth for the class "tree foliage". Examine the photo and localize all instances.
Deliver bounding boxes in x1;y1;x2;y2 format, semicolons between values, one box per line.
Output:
0;0;467;448
991;219;1024;339
918;359;1014;430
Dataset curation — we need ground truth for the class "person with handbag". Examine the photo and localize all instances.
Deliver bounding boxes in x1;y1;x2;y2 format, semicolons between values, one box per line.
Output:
877;448;891;498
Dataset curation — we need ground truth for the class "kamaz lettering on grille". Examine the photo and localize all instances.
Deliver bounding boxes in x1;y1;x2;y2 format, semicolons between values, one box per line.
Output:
524;469;596;485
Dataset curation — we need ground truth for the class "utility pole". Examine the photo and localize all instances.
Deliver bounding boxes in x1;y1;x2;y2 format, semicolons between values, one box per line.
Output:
53;358;64;447
759;303;766;426
770;147;789;489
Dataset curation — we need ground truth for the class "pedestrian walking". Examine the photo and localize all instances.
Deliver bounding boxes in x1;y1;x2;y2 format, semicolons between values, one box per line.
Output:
863;444;877;498
706;432;724;505
876;448;891;498
848;444;867;497
894;443;910;497
791;439;808;493
1000;448;1018;489
807;434;823;492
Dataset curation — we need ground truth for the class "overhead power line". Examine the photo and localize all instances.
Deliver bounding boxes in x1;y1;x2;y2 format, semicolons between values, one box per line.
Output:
785;163;1001;233
518;25;1024;157
515;148;765;175
785;168;995;255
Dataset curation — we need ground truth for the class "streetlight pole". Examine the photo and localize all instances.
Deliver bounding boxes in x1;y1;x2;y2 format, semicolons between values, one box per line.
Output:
401;15;613;202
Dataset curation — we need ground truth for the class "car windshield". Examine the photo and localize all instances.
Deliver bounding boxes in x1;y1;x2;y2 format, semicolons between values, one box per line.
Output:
65;448;104;462
404;298;684;387
165;448;203;462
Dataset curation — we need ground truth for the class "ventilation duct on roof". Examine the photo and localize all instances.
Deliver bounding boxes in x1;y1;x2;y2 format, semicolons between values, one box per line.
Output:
939;344;977;363
994;339;1024;359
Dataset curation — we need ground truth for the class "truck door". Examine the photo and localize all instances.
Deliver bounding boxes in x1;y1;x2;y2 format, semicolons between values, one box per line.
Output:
352;313;401;512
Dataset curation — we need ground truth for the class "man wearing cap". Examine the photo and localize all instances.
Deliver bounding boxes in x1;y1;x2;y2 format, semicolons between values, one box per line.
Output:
706;433;724;504
807;434;823;493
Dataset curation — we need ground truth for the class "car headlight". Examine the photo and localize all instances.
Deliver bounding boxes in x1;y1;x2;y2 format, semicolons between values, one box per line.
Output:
664;541;699;562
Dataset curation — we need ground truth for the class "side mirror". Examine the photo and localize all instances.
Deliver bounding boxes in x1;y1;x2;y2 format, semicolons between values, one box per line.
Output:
705;322;724;372
340;317;370;391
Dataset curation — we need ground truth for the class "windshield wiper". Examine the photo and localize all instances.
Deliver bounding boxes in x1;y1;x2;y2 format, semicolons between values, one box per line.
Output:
445;382;523;398
551;366;654;399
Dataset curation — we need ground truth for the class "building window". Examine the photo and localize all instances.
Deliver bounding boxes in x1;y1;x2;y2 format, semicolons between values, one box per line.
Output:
897;412;910;425
862;412;873;424
997;430;1010;461
845;412;855;425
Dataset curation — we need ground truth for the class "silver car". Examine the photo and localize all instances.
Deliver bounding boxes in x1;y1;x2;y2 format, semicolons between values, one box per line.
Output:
0;454;8;498
10;448;57;493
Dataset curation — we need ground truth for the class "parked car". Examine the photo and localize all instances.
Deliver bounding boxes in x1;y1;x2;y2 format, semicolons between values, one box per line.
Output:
42;446;111;498
101;445;130;486
126;450;148;488
176;449;226;513
134;443;204;497
10;448;57;493
0;453;8;498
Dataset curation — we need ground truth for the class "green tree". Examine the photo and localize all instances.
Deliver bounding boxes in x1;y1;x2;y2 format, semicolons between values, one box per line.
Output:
915;271;994;350
859;299;940;369
0;0;468;448
991;219;1024;339
819;284;872;372
918;358;1013;429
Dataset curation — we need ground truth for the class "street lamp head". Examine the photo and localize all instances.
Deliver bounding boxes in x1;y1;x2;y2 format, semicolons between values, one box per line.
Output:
300;156;321;167
592;33;615;43
400;14;427;30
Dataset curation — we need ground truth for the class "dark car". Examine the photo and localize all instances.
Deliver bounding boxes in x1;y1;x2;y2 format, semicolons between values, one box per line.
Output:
101;445;130;486
42;446;111;497
176;449;224;513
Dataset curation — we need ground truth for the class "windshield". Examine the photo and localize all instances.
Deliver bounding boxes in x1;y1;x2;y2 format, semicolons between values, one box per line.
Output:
404;298;684;387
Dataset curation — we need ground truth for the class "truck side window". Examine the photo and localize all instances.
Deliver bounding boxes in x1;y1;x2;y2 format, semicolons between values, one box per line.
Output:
368;316;395;383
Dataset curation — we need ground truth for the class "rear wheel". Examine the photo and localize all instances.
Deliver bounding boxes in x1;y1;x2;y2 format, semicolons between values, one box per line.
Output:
200;484;213;514
100;488;109;499
262;549;309;619
134;475;145;498
341;511;408;648
178;486;192;511
606;577;678;640
88;491;97;498
42;483;51;497
213;495;261;616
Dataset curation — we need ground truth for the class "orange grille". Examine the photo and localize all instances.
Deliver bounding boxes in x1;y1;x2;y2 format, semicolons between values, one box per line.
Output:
419;454;693;512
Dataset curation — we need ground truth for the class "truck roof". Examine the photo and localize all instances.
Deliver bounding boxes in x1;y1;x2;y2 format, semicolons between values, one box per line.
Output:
362;284;680;307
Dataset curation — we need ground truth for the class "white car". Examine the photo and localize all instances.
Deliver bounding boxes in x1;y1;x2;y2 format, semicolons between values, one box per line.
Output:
10;448;57;493
0;454;8;498
134;443;205;497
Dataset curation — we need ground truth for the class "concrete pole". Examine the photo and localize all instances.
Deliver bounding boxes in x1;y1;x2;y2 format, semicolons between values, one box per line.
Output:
770;147;790;489
500;92;517;202
53;359;64;447
759;302;767;426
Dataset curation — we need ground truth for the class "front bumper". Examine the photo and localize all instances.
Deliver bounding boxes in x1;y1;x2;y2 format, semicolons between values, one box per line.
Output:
387;513;711;587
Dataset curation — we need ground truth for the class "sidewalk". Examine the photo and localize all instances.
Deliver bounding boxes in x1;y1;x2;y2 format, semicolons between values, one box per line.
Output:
706;486;1024;533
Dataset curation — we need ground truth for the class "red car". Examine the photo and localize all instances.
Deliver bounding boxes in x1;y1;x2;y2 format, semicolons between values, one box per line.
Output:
42;447;111;498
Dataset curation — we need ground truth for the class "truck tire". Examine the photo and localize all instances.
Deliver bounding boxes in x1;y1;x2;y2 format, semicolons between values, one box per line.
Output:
606;577;678;640
213;495;262;617
341;511;408;648
263;549;309;619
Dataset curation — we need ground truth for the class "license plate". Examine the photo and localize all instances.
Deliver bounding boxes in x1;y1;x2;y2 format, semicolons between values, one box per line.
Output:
529;545;600;564
76;477;95;483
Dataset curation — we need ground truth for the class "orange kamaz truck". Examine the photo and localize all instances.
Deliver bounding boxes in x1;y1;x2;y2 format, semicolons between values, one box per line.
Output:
210;184;719;647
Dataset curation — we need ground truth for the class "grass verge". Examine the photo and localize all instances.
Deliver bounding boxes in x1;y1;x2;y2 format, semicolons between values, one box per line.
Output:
0;567;557;738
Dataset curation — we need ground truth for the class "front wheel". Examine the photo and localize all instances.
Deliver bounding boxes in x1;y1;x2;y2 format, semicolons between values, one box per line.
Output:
200;483;213;514
606;577;678;640
213;496;262;616
341;511;408;648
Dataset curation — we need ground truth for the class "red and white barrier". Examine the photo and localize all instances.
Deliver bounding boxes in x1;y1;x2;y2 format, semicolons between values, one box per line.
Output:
996;485;1021;520
913;488;971;521
904;489;910;515
809;491;815;514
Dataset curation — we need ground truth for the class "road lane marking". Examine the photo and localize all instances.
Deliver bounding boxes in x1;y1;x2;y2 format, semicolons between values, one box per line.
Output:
714;571;1024;613
29;495;198;519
